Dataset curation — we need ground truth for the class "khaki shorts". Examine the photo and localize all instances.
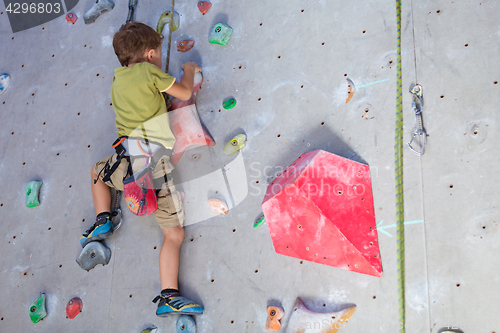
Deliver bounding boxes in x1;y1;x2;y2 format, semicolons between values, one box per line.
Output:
94;153;185;229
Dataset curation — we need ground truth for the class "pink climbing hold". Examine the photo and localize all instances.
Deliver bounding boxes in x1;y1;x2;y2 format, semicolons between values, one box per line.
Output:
66;13;78;24
168;73;216;165
197;1;212;14
66;297;83;319
261;150;383;277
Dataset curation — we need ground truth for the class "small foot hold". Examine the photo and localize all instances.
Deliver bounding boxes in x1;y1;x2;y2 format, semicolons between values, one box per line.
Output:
209;23;233;46
83;0;115;24
207;198;228;215
76;241;111;271
29;293;47;324
140;326;158;333
66;13;77;24
66;297;83;319
345;78;355;103
157;11;180;34
177;315;196;333
286;298;356;333
197;1;211;14
223;134;246;155
266;306;284;331
26;180;43;208
0;73;11;95
254;215;266;228
177;40;195;52
222;97;236;110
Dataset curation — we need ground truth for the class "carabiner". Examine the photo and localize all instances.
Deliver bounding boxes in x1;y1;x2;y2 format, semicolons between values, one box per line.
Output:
407;84;427;156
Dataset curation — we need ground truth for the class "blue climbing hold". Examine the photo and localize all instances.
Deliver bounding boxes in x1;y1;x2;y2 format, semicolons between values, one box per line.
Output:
177;314;196;333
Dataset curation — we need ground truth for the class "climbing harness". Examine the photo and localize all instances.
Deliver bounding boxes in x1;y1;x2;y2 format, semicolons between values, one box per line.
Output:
95;136;173;216
407;84;427;155
395;0;405;332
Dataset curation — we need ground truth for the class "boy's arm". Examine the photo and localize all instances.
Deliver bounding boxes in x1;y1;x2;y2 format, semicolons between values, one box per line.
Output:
162;62;201;101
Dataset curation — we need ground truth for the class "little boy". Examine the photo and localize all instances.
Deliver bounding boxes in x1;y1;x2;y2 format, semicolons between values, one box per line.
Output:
80;22;203;317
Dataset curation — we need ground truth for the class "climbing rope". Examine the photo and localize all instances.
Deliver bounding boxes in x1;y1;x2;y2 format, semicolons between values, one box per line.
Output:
395;0;405;332
164;0;176;74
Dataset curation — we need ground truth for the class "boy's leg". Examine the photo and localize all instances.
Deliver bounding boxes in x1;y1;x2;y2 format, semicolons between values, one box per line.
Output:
81;155;125;247
159;226;184;290
91;167;112;216
153;224;203;316
152;157;203;316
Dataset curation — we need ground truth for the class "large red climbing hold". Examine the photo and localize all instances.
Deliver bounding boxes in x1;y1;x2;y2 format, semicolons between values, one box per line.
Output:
261;150;382;277
197;1;211;14
66;297;83;319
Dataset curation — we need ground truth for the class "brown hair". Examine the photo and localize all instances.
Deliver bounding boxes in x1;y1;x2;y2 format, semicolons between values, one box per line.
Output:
113;22;164;67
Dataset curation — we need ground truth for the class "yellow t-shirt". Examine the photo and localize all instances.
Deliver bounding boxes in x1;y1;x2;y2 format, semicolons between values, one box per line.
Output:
111;62;176;149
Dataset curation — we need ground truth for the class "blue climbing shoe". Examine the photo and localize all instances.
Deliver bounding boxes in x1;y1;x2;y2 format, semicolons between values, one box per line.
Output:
152;293;204;316
80;214;113;248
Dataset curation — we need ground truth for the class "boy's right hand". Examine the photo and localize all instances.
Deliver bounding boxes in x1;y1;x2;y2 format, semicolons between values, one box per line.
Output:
181;62;202;73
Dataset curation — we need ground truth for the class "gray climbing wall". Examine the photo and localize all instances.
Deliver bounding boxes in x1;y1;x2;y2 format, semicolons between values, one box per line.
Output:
0;0;498;332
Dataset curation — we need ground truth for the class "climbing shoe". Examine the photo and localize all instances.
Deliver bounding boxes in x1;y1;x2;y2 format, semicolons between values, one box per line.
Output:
152;293;204;316
80;214;113;248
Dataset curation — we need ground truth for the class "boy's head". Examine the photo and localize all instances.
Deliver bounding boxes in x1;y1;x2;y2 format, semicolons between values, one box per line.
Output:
113;22;164;67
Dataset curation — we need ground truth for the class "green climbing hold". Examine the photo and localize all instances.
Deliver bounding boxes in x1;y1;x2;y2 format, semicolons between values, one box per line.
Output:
222;98;236;110
29;293;47;324
223;134;247;155
209;23;233;45
254;215;266;228
26;181;43;208
156;11;180;34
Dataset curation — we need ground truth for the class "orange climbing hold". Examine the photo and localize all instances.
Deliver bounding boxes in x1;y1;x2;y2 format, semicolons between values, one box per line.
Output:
207;198;229;215
177;40;195;52
266;306;284;331
345;78;355;103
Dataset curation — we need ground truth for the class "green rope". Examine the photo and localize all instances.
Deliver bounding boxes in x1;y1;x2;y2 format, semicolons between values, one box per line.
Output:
164;0;175;74
395;0;405;332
